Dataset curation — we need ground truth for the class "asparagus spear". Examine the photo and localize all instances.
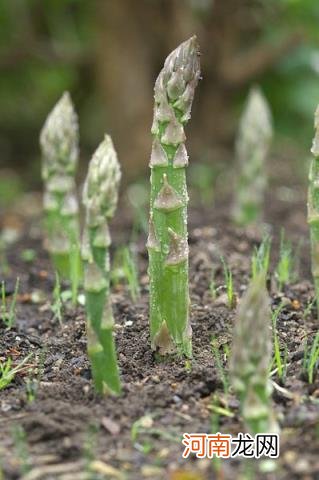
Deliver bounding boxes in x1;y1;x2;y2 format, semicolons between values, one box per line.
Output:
147;36;200;356
308;104;319;318
233;87;273;226
82;135;121;394
40;92;80;279
230;273;278;434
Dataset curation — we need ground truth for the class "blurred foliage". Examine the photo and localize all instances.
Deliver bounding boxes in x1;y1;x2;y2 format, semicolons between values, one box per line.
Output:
0;0;93;112
0;171;23;206
0;0;319;186
250;0;319;145
0;0;97;182
188;163;218;206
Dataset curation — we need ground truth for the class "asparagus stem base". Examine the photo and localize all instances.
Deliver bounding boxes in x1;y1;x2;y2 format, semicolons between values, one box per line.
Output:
149;159;191;357
85;288;121;395
87;318;121;395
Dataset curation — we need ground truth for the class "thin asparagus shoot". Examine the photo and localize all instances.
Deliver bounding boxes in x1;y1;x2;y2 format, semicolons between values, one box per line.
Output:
82;135;121;395
233;87;273;226
40;92;80;279
230;273;278;434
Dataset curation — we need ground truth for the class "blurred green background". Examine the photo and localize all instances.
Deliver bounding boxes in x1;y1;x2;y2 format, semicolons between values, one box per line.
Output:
0;0;319;191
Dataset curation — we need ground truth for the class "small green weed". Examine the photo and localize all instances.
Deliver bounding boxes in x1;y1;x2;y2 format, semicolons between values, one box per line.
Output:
221;256;235;308
20;249;36;263
303;299;315;321
276;230;296;290
251;235;271;280
271;303;288;382
131;414;178;454
0;240;10;276
51;272;63;325
0;354;32;390
1;278;20;328
25;378;38;403
112;247;140;301
303;331;319;384
210;269;217;301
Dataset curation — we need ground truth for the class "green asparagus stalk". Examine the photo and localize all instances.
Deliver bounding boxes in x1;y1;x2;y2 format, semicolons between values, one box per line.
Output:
308;104;319;318
40;92;80;279
233;87;273;226
82;135;121;395
230;273;278;434
147;36;200;357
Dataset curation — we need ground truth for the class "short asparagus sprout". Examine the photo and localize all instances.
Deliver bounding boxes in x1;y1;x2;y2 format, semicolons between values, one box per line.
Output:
308;104;319;318
40;92;80;279
211;337;229;395
147;36;201;356
230;274;278;434
233;87;273;226
82;135;121;395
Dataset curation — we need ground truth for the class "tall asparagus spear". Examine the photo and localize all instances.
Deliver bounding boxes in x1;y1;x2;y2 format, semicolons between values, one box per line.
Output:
308;104;319;318
230;273;278;434
40;92;80;279
233;87;273;226
147;36;200;356
82;135;121;394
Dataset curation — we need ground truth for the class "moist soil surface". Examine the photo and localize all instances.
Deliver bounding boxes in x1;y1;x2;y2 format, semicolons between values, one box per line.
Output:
0;186;318;480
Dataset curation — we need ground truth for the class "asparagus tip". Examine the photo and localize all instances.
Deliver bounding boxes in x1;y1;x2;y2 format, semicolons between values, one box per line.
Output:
83;134;121;221
40;90;79;168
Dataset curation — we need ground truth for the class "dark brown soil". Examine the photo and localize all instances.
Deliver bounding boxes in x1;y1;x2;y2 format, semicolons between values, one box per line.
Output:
0;188;318;480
